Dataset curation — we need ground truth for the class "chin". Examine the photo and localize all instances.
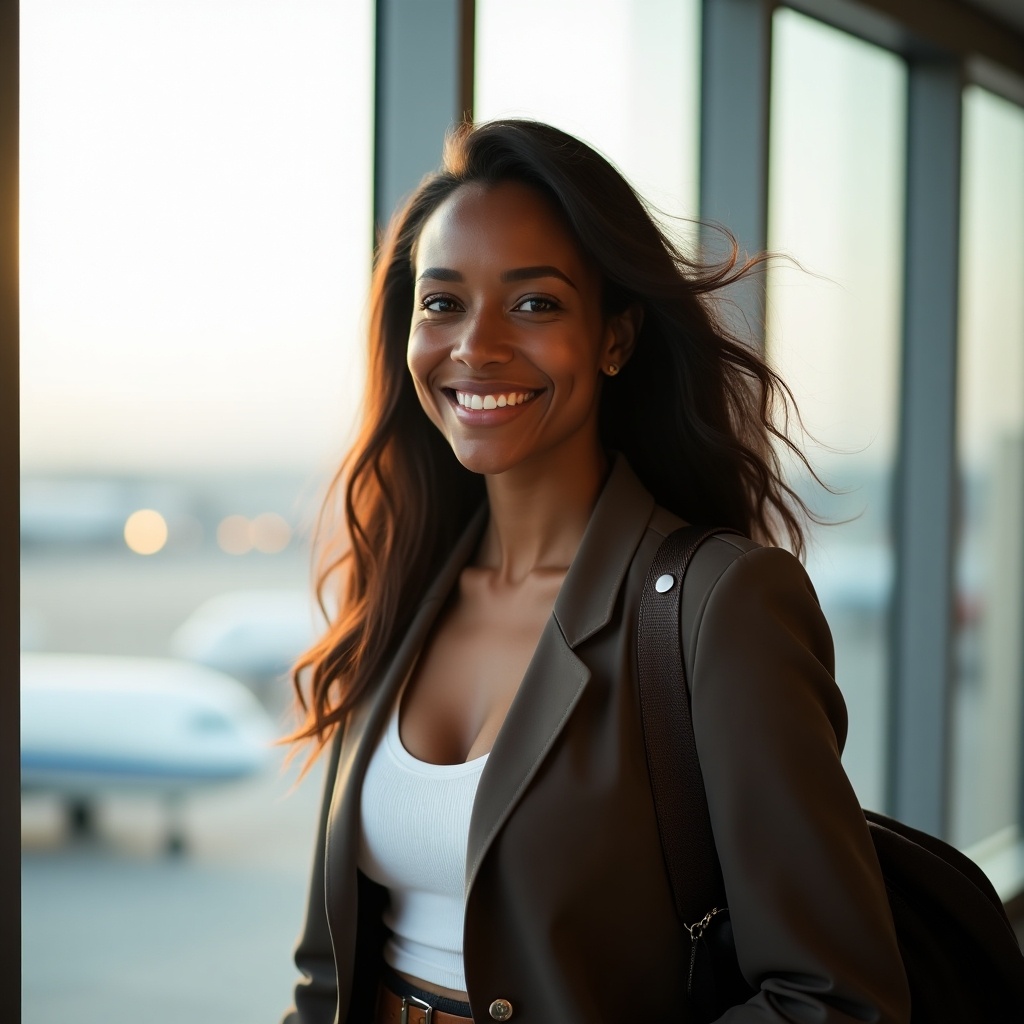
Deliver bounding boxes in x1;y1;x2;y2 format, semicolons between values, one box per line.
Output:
445;439;530;478
449;450;515;478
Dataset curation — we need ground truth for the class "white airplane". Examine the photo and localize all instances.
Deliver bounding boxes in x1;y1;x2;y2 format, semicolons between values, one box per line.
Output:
21;653;278;853
170;588;320;685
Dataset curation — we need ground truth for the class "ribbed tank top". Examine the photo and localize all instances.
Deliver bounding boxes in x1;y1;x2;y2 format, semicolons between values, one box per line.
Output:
358;692;487;993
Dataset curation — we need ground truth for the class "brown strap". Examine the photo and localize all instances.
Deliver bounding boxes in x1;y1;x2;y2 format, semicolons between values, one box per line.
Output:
637;526;736;927
375;983;474;1024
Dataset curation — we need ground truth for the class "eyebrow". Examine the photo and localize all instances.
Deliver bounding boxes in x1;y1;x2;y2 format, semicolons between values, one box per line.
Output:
417;265;578;290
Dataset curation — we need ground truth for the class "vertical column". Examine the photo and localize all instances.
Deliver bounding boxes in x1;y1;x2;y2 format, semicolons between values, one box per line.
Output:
374;0;474;229
0;0;19;1012
1019;452;1024;838
888;59;963;837
699;0;773;351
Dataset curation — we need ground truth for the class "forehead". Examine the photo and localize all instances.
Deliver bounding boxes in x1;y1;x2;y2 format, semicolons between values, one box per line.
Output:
414;180;592;277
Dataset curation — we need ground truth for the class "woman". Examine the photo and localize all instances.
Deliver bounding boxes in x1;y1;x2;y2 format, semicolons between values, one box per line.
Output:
281;120;910;1024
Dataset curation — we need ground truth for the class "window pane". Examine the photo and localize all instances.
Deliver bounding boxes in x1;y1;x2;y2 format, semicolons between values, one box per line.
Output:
951;86;1024;849
20;1;373;473
475;0;700;225
20;1;374;1021
766;9;906;810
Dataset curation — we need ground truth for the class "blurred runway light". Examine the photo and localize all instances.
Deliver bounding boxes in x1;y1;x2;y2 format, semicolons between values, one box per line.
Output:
167;513;205;552
251;512;291;554
217;515;253;555
124;509;168;555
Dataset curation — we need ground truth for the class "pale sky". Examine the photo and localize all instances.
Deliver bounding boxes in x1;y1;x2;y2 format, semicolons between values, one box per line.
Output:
19;0;1023;476
20;0;374;473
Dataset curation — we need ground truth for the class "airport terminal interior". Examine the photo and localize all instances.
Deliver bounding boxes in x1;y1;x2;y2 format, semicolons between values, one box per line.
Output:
17;1;1024;1020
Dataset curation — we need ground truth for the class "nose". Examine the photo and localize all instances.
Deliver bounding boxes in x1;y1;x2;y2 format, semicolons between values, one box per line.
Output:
448;308;514;369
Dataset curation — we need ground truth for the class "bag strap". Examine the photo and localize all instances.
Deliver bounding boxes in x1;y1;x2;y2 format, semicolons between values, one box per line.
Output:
637;525;736;927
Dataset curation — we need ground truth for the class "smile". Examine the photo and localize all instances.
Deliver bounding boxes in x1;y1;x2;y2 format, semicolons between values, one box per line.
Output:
453;389;537;410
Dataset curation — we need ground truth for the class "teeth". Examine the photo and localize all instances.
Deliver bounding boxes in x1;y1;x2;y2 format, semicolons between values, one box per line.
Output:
455;390;534;410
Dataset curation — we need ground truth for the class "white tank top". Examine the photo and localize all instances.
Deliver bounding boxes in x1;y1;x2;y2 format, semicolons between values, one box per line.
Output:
358;692;487;993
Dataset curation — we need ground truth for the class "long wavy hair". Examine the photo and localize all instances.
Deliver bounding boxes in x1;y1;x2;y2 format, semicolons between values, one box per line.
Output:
286;119;816;756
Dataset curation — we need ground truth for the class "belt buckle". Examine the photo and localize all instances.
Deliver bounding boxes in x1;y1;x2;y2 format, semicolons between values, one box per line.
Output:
401;993;434;1024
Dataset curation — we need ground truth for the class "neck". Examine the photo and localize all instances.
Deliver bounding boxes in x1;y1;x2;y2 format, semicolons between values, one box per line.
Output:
475;445;609;584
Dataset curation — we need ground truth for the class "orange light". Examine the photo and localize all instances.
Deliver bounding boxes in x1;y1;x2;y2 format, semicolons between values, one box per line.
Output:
124;509;168;555
217;515;252;555
251;512;291;554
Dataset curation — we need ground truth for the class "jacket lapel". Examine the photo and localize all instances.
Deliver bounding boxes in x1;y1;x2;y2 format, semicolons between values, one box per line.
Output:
465;455;656;894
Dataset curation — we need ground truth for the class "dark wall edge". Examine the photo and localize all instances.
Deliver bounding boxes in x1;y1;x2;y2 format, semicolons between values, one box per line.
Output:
1;0;20;1014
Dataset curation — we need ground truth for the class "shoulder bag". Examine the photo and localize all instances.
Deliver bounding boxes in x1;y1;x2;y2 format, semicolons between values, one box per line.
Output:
637;526;1024;1023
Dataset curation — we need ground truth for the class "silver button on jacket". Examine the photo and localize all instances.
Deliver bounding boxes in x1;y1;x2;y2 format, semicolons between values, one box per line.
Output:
488;998;513;1020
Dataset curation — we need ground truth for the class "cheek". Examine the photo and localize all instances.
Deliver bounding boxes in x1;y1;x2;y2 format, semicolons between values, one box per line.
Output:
531;330;606;387
406;326;434;387
406;331;446;424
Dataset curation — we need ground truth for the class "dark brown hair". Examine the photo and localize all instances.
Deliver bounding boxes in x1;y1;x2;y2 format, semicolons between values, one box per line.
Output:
286;119;814;755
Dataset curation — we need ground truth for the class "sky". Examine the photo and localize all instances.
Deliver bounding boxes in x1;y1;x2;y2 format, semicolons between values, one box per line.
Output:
19;0;1023;477
20;0;374;473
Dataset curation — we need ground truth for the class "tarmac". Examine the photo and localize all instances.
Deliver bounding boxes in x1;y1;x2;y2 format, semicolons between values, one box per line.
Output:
22;749;325;1024
21;532;329;1024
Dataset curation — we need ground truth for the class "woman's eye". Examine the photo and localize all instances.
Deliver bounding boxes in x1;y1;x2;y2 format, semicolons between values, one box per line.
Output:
513;296;559;314
420;294;461;313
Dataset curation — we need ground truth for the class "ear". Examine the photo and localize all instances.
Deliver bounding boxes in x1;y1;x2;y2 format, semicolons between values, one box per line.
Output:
602;303;644;373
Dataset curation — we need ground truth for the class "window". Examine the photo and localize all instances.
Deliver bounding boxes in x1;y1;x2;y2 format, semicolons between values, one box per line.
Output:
766;9;907;809
20;2;374;1019
951;85;1024;849
475;0;700;229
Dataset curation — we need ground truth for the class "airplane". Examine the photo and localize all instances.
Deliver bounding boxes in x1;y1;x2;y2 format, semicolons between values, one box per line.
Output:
170;588;319;687
21;652;278;854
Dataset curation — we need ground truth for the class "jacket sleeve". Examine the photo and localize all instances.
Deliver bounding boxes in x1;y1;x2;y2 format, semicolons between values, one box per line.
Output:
687;544;911;1024
280;729;343;1024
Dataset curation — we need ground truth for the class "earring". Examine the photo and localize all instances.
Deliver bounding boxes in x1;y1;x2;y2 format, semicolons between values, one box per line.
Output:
605;363;620;377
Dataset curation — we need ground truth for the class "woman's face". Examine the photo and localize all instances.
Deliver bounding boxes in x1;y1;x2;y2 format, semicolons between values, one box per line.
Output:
407;180;632;479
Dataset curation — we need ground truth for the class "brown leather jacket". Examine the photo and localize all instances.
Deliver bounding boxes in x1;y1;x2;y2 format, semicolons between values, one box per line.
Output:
282;456;911;1024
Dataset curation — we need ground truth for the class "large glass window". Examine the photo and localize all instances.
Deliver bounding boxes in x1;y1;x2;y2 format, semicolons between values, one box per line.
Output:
475;0;700;227
951;86;1024;850
20;1;374;1020
766;9;906;809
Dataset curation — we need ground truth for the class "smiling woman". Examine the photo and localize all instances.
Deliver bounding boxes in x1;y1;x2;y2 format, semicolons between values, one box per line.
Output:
280;120;911;1024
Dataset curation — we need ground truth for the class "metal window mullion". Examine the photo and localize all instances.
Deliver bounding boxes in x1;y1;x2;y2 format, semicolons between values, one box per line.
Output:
374;0;471;231
0;0;19;1008
699;0;773;353
888;57;963;837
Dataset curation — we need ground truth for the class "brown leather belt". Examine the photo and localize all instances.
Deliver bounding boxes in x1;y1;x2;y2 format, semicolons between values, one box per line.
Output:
375;983;474;1024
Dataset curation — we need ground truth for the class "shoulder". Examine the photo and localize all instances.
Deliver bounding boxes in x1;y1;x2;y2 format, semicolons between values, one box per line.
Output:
642;506;842;742
684;537;845;754
645;506;822;649
687;536;825;644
